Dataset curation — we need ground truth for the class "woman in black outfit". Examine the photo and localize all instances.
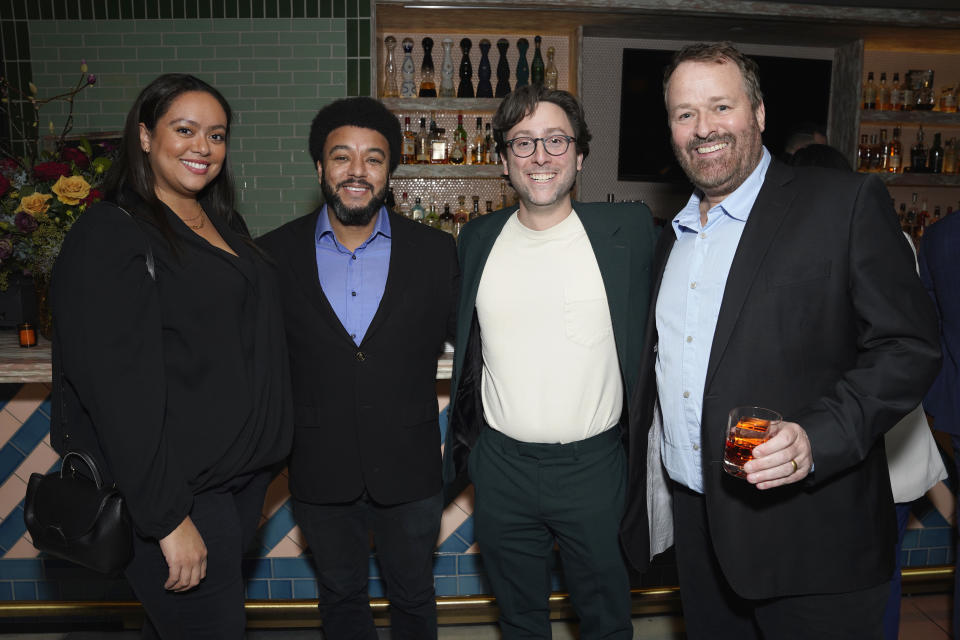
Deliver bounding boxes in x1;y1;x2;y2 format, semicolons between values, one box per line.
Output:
50;74;293;638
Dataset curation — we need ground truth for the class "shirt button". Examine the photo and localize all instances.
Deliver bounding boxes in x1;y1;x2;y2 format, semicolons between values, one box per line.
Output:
351;255;357;261
356;351;366;361
693;444;700;451
699;232;706;239
686;336;693;343
351;291;357;296
683;391;690;398
690;282;697;289
350;333;356;339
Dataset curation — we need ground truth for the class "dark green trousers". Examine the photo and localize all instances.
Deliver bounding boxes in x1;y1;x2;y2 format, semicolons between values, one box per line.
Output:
469;426;633;639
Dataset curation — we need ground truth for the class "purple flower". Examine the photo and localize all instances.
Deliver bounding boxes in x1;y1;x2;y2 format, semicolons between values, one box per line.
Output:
87;74;97;85
0;238;12;261
15;211;38;233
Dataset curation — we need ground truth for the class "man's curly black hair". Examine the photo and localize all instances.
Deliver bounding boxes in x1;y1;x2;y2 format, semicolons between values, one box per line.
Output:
308;97;402;172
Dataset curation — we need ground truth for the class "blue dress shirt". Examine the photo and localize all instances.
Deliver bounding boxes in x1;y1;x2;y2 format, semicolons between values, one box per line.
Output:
655;148;771;493
315;206;391;346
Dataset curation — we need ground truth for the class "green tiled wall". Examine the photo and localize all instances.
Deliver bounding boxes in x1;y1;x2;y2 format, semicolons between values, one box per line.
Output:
0;0;373;234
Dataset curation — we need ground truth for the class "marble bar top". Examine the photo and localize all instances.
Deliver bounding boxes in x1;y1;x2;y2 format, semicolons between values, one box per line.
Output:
0;331;453;383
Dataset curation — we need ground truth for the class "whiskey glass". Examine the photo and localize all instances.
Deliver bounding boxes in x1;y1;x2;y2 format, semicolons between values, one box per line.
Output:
723;406;782;478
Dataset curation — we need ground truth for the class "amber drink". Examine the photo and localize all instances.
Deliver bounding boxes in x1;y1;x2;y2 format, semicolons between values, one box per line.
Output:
723;407;782;478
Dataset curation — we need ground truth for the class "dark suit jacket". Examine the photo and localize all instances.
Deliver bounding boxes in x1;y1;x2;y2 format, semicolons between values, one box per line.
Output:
622;159;941;598
442;201;656;487
919;211;960;436
259;209;459;506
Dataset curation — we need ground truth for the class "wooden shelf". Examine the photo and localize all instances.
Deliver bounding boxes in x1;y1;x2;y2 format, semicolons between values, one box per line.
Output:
382;97;502;111
865;172;960;187
861;110;960;127
394;164;504;178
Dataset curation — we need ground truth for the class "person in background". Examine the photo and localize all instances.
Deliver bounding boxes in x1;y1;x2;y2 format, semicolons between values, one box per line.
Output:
443;84;657;638
621;42;940;639
258;97;458;639
918;208;960;640
51;73;293;638
788;142;948;639
780;121;828;161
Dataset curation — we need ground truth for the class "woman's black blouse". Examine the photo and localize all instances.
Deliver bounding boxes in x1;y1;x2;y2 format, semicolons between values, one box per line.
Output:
50;199;293;540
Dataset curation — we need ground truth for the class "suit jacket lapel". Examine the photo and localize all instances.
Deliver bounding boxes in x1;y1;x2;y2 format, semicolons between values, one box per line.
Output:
578;203;630;375
362;212;407;344
703;160;798;392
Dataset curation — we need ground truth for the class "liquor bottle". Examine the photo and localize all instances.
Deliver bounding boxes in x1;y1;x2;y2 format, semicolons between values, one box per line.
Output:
484;122;498;164
410;196;425;222
485;200;494;215
545;46;559;91
401;116;416;164
890;72;903;111
940;84;958;113
476;39;493;98
897;202;907;231
424;199;440;228
862;71;876;110
928;132;944;174
400;38;416;98
932;205;942;226
516;38;530;88
499;180;509;209
495;39;511;98
865;134;879;172
531;36;545;86
911;126;926;172
857;134;870;171
458;38;474;98
469;117;484;165
439;203;455;234
449;114;467;165
917;74;935;111
430;124;447;164
419;37;437;97
415;117;430;164
902;74;915;111
397;192;412;218
886;127;902;173
907;193;920;238
919;198;930;234
471;195;481;221
453;195;469;237
877;72;891;111
382;36;399;98
873;131;886;172
943;137;957;174
439;38;455;98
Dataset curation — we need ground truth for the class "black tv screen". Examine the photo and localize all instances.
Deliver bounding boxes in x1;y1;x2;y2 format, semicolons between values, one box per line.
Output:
617;48;833;182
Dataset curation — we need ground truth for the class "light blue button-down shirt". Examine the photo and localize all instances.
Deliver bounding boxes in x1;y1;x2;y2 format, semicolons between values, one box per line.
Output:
315;206;391;346
656;147;771;493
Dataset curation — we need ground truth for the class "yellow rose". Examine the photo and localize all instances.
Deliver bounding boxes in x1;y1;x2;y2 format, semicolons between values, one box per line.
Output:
15;192;53;216
51;175;91;205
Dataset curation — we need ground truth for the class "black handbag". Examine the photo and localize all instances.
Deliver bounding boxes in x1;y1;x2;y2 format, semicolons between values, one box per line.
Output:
23;450;133;574
22;204;154;575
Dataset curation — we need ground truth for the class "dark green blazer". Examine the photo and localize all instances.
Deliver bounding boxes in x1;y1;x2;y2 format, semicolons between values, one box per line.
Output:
442;200;656;490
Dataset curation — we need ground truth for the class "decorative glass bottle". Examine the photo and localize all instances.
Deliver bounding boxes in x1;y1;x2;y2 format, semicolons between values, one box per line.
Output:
381;36;399;97
544;46;558;90
400;37;416;98
458;38;474;98
439;38;455;98
419;37;437;97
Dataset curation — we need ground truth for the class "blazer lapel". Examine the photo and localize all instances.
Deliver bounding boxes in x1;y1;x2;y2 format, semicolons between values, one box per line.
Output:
362;212;407;343
703;160;798;392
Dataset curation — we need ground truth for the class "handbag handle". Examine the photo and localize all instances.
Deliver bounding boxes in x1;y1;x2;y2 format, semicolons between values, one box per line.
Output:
60;450;105;488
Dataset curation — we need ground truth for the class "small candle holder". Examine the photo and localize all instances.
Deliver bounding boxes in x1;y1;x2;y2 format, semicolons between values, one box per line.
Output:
18;323;37;348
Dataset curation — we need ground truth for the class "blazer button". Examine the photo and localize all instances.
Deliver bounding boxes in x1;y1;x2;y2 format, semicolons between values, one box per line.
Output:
356;351;366;362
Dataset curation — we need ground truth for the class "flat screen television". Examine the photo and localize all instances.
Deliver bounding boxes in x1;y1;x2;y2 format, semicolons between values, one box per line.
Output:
617;48;833;183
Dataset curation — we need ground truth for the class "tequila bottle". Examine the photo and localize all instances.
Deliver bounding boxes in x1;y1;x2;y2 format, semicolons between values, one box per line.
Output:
419;37;437;97
415;117;430;164
516;38;530;88
531;36;545;86
439;38;455;98
382;36;399;97
401;116;416;164
458;38;474;98
476;39;493;98
495;38;511;98
400;38;416;98
449;115;467;165
397;192;412;218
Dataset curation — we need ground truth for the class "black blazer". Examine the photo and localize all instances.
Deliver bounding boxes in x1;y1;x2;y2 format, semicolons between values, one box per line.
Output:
259;209;459;506
622;160;941;597
51;200;293;540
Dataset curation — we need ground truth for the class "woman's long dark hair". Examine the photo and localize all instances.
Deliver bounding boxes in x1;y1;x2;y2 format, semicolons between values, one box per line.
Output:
104;74;247;251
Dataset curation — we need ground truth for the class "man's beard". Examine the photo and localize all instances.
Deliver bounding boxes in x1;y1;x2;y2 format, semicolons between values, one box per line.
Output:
321;177;389;226
672;125;763;198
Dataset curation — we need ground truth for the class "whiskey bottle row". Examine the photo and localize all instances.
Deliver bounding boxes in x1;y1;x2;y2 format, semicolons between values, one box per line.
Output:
393;192;500;238
897;193;958;244
862;70;957;112
382;34;559;99
858;127;959;174
399;113;501;165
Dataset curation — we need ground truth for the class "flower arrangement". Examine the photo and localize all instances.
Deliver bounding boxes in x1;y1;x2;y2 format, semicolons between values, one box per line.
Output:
0;62;115;291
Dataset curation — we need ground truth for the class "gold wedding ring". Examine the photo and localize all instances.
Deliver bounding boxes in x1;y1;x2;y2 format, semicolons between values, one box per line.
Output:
790;459;798;473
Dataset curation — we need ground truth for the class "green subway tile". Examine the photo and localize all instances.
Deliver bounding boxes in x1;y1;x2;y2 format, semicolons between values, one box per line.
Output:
266;1;278;18
330;18;344;30
251;1;264;18
15;22;30;60
281;137;309;150
106;0;120;19
290;1;303;19
255;125;295;138
320;0;332;18
291;17;328;31
294;96;327;110
198;1;211;18
135;46;170;59
97;47;133;61
277;84;317;98
67;0;80;19
331;45;345;58
172;0;185;18
306;0;318;18
229;97;257;111
347;57;357;96
78;0;95;19
241;188;283;203
282;31;319;45
278;57;317;71
213;18;252;31
239;84;278;97
163;32;202;45
292;70;331;85
185;1;198;18
56;20;97;34
176;46;209;59
30;46;59;62
84;86;127;101
122;32;161;46
238;0;250;18
27;0;42;19
202;58;240;72
212;45;253;58
132;1;145;19
212;0;226;19
358;0;368;18
85;113;126;129
225;0;238;18
238;136;278;149
357;19;369;57
122;59;163;73
316;57;344;72
137;20;177;33
252;18;292;31
159;0;173;19
215;84;239;98
214;71;254;85
239;58;279;72
162;59;203;73
358;58;369;96
292;174;321;190
28;21;58;34
317;83;343;99
146;1;159;19
230;150;257;163
252;45;291;58
314;31;344;44
254;70;290;84
334;0;344;19
346;0;356;18
239;31;278;45
93;20;128;33
174;18;214;31
255;97;294;112
240;111;280;125
346;17;356;57
201;31;240;45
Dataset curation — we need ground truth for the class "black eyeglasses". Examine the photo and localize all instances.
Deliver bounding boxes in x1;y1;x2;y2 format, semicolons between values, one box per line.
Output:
504;135;576;158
